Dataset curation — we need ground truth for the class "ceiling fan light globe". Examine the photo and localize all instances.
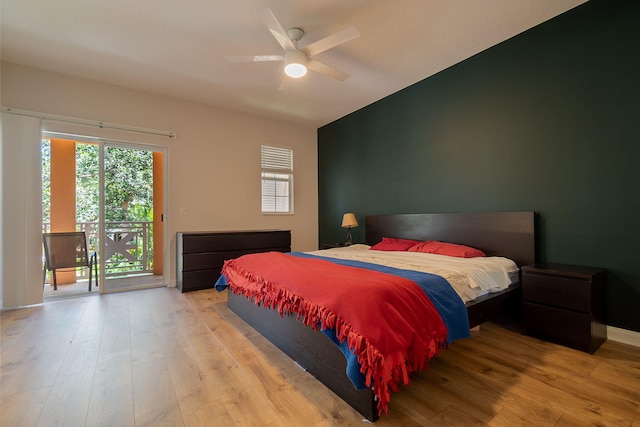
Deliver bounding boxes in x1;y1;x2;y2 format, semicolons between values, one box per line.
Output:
285;63;307;78
284;49;308;78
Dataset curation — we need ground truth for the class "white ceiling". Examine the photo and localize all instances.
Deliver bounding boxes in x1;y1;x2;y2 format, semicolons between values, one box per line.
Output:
1;0;586;128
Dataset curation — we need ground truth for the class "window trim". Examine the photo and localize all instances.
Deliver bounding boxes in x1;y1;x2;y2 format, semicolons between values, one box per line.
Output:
261;145;294;214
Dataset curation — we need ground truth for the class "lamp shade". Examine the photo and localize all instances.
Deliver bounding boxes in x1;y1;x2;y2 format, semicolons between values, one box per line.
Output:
341;213;358;228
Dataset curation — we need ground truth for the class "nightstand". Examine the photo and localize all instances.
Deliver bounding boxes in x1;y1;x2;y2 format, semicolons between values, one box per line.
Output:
521;263;606;354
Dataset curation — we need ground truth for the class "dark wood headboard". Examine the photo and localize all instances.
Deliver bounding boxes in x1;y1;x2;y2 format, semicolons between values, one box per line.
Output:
365;212;535;267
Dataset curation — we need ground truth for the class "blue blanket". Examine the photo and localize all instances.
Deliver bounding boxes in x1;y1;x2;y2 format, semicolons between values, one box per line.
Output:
214;251;470;389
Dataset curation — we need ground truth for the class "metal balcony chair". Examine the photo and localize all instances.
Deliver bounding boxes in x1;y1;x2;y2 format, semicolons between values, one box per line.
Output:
42;231;98;291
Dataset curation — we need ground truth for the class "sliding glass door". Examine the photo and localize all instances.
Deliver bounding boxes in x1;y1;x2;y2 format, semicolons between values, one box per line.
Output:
102;142;164;291
42;134;166;297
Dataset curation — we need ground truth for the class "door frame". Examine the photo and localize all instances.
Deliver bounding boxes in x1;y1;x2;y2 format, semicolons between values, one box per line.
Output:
42;131;169;294
100;140;168;292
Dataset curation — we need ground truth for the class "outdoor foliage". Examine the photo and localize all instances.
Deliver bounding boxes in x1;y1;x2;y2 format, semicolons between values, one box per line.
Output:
42;140;154;223
76;143;99;222
104;146;153;222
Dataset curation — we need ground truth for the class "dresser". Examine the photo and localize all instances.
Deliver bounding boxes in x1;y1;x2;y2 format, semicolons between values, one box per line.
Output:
521;263;606;354
176;230;291;293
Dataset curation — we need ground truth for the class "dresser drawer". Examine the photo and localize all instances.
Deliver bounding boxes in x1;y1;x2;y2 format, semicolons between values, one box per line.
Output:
181;268;222;291
523;302;592;350
243;246;291;255
522;272;592;313
242;231;291;249
183;250;245;271
182;234;245;253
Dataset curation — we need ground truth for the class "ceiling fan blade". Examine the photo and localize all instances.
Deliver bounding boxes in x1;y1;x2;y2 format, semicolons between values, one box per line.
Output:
258;8;295;51
307;59;350;81
224;54;283;63
277;76;288;91
302;26;360;57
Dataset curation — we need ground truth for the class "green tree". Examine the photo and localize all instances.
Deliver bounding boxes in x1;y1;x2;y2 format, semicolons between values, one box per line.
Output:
42;141;154;223
76;143;99;222
104;146;153;222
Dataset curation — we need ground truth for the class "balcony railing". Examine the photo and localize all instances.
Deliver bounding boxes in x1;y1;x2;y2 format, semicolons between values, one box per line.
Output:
43;221;154;280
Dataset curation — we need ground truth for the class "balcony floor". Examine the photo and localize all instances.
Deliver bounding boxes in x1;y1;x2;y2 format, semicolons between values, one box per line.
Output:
43;274;164;300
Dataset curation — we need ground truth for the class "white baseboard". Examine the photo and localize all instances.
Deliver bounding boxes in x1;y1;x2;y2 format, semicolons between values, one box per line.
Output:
607;325;640;347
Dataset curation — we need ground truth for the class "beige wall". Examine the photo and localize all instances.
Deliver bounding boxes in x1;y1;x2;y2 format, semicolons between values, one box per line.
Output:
1;62;318;306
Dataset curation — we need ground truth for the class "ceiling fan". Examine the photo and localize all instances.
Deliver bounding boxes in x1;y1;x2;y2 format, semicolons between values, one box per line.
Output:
225;8;360;83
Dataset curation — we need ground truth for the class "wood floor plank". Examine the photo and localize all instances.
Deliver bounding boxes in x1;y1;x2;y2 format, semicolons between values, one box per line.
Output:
205;299;306;380
1;344;66;398
396;348;509;424
72;296;108;344
554;408;634;427
131;358;184;426
0;386;50;427
166;350;221;415
98;295;131;355
2;287;639;426
181;400;236;427
589;348;640;403
85;348;135;427
450;328;635;426
430;404;485;426
460;326;637;425
192;295;363;425
36;338;99;427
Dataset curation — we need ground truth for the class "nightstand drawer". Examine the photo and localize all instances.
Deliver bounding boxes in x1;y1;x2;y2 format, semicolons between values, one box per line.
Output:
522;273;592;312
523;302;592;350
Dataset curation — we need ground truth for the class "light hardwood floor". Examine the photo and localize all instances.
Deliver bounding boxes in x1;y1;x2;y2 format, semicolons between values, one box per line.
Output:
1;287;638;426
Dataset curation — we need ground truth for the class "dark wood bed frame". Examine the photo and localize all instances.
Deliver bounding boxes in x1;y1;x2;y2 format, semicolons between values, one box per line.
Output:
227;212;535;421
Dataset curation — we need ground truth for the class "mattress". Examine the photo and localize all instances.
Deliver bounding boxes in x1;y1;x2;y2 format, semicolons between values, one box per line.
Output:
307;244;519;303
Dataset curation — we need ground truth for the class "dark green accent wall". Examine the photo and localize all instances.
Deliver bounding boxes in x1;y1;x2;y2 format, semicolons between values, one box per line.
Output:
318;0;640;332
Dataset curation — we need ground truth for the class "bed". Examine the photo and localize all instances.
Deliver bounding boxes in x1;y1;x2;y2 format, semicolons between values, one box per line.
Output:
218;212;535;421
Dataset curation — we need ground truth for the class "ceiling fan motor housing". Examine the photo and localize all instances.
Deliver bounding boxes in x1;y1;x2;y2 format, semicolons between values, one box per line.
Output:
287;27;304;42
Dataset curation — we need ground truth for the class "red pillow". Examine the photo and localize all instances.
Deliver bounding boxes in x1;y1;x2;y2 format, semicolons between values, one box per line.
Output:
370;237;421;251
407;240;486;258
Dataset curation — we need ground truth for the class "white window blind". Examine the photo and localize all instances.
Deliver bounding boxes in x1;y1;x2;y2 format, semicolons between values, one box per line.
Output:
261;145;293;213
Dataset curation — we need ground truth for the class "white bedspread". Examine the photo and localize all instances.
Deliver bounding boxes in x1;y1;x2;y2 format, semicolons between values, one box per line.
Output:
306;244;519;303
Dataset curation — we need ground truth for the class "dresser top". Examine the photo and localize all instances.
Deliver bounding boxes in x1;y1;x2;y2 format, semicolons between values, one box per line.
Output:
178;229;290;236
522;262;605;278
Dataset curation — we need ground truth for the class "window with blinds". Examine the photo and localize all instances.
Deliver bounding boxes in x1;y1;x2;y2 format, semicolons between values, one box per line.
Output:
261;145;293;213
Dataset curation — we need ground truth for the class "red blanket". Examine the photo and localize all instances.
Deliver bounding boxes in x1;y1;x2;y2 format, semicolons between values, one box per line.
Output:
221;251;449;415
